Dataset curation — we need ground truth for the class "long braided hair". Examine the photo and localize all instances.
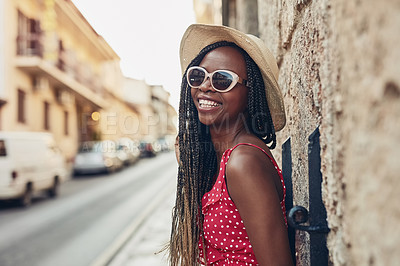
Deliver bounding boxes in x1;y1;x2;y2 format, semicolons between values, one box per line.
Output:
168;41;276;265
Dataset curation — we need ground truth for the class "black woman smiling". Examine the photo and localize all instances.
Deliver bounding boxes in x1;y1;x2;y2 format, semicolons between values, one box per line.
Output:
168;24;293;266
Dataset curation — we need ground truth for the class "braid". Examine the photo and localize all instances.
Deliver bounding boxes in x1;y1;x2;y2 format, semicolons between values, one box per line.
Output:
243;52;276;149
168;41;276;265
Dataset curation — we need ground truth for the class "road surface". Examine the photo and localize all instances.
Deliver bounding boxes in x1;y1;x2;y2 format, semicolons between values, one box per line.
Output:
0;152;177;266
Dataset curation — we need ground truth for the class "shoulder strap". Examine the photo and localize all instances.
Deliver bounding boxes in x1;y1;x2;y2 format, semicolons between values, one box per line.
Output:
226;142;283;182
227;143;275;163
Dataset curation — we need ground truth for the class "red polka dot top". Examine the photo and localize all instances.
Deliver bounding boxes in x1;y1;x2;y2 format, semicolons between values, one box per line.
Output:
199;143;287;265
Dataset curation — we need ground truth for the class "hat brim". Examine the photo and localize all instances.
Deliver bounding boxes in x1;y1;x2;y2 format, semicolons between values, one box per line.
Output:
180;24;286;131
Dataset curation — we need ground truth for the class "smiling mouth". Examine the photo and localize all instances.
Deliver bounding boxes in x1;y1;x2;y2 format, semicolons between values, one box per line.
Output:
198;99;221;108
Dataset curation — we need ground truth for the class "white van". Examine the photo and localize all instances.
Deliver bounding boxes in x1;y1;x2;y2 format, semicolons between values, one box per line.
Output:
0;132;67;207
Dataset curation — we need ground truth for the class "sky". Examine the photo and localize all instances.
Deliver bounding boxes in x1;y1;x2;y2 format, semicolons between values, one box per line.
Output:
71;0;196;110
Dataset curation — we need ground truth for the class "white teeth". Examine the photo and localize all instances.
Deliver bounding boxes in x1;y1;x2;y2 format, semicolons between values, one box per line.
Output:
199;99;220;108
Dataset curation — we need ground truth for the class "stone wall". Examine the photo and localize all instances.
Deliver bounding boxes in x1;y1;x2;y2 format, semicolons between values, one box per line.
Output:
332;1;400;265
254;0;400;265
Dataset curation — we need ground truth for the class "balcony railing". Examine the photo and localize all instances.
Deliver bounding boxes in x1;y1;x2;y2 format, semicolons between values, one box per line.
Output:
16;34;104;94
16;34;43;57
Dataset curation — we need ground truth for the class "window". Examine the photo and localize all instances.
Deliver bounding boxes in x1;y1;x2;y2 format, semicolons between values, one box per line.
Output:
0;140;6;156
17;89;26;123
44;101;50;130
58;40;65;71
17;10;42;56
64;111;69;135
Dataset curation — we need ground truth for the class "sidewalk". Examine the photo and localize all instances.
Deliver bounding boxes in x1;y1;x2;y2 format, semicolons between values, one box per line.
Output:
107;190;175;266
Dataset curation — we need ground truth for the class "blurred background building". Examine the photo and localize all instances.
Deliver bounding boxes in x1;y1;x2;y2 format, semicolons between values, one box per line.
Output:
0;0;177;167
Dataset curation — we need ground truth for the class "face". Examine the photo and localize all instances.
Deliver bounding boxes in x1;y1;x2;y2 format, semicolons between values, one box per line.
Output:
190;46;249;129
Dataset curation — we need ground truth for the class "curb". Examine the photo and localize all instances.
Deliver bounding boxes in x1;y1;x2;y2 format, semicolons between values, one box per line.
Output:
90;183;175;266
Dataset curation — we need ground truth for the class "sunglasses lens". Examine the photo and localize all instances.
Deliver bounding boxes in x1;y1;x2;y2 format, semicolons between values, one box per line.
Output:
187;68;205;87
212;71;234;91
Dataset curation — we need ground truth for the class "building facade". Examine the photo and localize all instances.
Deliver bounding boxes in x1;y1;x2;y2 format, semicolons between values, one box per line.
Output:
193;0;400;265
123;77;177;142
0;0;172;165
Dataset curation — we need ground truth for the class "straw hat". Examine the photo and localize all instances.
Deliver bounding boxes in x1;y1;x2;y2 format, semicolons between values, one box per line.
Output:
180;24;286;131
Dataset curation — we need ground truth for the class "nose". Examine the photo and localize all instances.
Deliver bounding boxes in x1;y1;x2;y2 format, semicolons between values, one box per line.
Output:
198;77;214;93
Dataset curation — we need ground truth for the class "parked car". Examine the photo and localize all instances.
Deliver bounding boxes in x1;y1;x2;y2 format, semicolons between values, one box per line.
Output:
156;137;171;152
0;132;67;207
73;140;123;175
138;140;156;158
117;138;140;166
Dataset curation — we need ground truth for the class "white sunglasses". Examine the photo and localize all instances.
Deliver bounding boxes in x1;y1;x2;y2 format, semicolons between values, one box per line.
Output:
186;66;247;93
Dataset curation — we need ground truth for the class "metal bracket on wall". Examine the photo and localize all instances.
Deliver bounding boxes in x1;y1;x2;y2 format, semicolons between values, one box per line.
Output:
283;127;330;266
282;137;296;263
288;205;330;233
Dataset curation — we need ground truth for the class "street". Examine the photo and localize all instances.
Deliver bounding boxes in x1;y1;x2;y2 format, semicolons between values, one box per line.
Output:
0;151;177;266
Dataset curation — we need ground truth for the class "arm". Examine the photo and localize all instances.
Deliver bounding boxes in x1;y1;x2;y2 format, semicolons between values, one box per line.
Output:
226;146;293;266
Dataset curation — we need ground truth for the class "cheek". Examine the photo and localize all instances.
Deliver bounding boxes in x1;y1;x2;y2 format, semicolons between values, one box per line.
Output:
190;88;197;103
227;89;248;112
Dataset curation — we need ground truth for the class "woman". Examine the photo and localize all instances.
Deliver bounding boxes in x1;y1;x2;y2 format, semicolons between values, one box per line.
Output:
169;24;293;266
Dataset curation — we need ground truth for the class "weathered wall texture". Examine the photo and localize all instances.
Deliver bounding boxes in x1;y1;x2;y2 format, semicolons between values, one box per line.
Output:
333;1;400;265
254;0;400;265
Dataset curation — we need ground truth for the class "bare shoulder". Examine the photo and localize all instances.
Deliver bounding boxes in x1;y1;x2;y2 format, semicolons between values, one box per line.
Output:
225;142;283;201
227;143;277;179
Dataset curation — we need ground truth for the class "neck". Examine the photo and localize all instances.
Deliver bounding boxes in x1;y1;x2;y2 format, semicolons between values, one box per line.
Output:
210;122;248;161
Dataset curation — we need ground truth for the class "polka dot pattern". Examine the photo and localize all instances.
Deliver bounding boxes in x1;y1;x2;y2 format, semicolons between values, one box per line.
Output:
199;143;287;265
